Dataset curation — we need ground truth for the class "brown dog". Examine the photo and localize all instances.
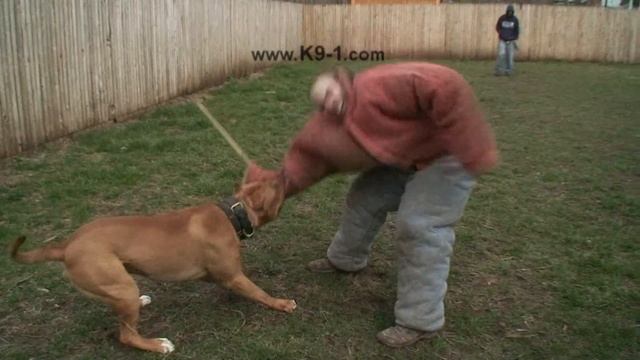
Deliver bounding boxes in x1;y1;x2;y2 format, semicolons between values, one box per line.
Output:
8;164;295;354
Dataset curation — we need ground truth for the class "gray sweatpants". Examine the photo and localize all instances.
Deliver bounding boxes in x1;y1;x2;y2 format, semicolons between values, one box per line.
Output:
326;155;476;332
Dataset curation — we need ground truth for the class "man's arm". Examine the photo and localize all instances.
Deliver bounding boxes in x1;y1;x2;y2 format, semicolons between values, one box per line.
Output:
281;112;377;197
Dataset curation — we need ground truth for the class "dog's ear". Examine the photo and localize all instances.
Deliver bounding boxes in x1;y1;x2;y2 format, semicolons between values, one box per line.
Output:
240;182;263;211
238;174;286;227
242;161;281;185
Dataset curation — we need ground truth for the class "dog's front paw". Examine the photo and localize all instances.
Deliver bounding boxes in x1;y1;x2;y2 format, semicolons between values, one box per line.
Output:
279;299;297;313
154;338;175;354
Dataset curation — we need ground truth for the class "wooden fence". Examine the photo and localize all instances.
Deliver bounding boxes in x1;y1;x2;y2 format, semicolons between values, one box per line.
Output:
0;0;303;158
352;0;441;4
1;1;638;158
303;4;640;62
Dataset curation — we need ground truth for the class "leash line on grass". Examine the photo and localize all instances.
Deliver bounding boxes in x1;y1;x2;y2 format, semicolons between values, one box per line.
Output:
194;100;251;166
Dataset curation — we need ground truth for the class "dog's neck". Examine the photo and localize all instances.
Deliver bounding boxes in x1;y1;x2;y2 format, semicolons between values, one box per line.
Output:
239;199;261;228
217;196;256;240
233;194;265;229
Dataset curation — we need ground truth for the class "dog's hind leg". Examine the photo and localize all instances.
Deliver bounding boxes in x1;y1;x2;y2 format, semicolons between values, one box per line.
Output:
64;256;174;354
113;296;174;354
139;295;152;307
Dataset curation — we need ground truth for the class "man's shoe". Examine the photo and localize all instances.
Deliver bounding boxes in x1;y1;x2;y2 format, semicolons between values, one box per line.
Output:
376;325;437;348
306;258;339;273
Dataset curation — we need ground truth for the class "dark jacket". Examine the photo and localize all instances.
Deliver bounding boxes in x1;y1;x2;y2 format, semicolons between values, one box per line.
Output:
496;4;519;42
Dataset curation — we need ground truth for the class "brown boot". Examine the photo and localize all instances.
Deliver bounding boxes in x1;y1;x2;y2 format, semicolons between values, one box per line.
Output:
306;258;340;273
376;325;437;348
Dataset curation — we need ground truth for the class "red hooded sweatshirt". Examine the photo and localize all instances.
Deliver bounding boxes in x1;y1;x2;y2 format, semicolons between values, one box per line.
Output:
280;62;499;197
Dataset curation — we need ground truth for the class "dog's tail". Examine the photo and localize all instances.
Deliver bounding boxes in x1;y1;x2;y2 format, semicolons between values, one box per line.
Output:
9;236;66;264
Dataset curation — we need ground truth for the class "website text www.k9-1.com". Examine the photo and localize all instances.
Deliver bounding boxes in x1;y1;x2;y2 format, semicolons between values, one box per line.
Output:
251;46;385;62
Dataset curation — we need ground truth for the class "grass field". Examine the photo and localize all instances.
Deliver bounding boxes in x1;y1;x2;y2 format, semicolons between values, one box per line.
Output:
1;60;638;360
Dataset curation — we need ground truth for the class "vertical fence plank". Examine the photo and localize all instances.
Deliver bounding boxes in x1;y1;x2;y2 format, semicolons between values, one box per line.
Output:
631;12;640;63
0;1;15;155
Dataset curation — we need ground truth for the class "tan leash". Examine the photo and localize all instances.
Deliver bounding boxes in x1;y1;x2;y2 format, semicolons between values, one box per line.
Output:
194;99;251;165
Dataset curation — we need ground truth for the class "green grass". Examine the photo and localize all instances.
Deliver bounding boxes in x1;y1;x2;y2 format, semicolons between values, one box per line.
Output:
1;60;639;359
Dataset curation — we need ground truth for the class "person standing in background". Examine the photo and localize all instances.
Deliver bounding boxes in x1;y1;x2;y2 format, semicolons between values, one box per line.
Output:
495;4;520;76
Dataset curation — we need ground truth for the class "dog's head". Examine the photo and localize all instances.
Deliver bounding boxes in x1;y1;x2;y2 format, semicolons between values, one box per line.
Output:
235;162;286;227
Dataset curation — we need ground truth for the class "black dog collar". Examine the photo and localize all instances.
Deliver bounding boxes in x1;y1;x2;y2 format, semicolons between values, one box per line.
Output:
217;197;255;239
